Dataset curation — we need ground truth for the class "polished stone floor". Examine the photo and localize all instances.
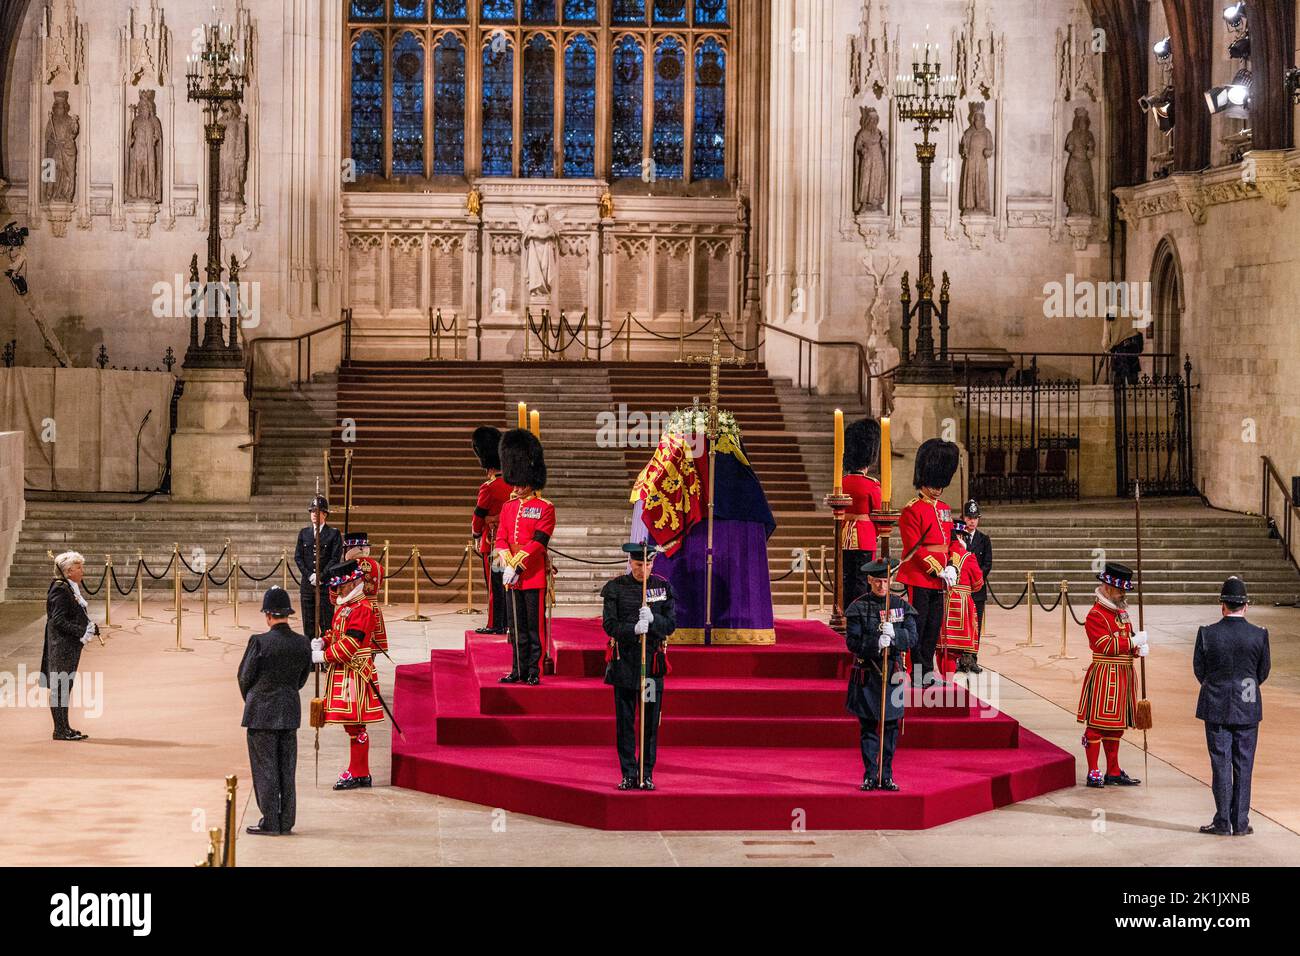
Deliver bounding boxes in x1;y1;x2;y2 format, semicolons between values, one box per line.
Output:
2;594;1298;867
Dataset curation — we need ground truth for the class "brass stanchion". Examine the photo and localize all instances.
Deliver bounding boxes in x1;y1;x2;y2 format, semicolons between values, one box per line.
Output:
456;540;480;615
281;548;289;592
1019;570;1043;648
222;774;238;867
404;547;430;622
102;554;121;630
1049;579;1078;661
801;546;809;619
135;550;145;620
524;309;533;361
225;538;234;605
625;311;632;361
677;309;686;363
817;545;827;613
166;543;192;653
382;540;391;606
203;570;211;639
232;552;247;629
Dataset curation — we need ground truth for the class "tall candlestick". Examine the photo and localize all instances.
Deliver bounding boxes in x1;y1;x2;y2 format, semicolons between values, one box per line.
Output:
517;402;527;429
880;417;892;506
833;409;844;494
529;410;540;438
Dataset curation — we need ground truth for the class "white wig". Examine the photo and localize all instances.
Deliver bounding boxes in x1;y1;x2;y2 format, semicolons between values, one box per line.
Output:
54;551;86;575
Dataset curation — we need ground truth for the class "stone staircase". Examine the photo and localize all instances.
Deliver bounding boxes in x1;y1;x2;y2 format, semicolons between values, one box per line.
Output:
252;376;337;499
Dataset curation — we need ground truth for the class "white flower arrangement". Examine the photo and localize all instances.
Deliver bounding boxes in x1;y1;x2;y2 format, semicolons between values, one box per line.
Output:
662;406;742;445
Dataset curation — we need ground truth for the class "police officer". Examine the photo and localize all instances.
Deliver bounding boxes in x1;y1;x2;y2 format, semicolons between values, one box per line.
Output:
845;558;918;791
293;495;343;641
238;587;312;835
602;542;675;791
961;499;993;673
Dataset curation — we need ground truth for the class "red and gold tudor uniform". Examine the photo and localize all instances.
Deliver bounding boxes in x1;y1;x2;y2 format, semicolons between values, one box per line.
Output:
343;530;388;656
840;418;884;608
493;428;555;685
937;528;984;678
471;426;513;634
897;439;959;683
1076;562;1147;788
312;559;384;790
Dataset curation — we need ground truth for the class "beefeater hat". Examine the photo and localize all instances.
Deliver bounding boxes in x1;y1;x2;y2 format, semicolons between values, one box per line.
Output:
472;425;502;471
500;427;547;490
913;438;959;490
843;418;880;473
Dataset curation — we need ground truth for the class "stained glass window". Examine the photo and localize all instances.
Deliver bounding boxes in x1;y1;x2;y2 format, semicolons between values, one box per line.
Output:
564;0;597;23
693;38;725;180
392;32;425;175
652;37;686;180
612;36;645;179
654;0;687;25
394;0;426;19
563;35;596;177
694;0;727;25
433;0;468;19
434;34;466;175
482;0;515;21
521;35;555;177
350;31;384;176
613;0;645;24
350;0;384;21
522;0;556;22
481;38;514;176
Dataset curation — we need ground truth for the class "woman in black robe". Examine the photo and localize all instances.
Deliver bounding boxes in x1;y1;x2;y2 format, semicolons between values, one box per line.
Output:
41;551;98;741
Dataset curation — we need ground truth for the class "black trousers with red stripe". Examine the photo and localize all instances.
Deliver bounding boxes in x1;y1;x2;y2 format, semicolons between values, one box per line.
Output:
506;587;544;680
480;551;506;630
908;585;945;681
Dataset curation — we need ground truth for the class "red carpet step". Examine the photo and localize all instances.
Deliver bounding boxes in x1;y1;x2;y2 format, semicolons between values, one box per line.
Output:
391;619;1076;830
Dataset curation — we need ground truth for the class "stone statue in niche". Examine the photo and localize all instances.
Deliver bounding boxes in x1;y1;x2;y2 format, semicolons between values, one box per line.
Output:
958;102;994;215
1064;106;1097;217
42;91;79;204
853;106;887;214
514;205;567;298
126;89;163;203
218;100;248;204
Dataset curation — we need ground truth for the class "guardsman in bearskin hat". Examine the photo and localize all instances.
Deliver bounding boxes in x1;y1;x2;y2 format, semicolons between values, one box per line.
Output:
961;498;992;670
841;418;883;608
602;542;676;791
494;428;555;685
471;426;512;635
897;439;959;686
845;557;918;791
343;530;387;656
293;495;344;641
937;520;984;679
1077;562;1148;788
311;559;386;790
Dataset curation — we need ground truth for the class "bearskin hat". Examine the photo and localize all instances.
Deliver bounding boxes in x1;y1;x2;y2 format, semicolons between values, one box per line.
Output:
500;427;547;490
842;418;880;473
913;438;959;490
472;425;502;471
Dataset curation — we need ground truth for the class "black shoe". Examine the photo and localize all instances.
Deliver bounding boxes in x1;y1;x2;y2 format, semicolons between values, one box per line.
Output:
1085;772;1106;789
641;778;655;791
332;774;373;791
246;824;280;836
490;628;510;635
1233;826;1254;836
860;777;878;792
879;779;900;792
525;675;541;686
964;654;983;674
473;626;496;634
617;777;636;791
1199;824;1231;836
499;673;521;684
1105;771;1141;786
52;729;87;741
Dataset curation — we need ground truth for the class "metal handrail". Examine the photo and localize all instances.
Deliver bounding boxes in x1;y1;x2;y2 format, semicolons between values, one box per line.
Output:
758;322;875;411
244;309;353;398
948;348;1180;385
1261;456;1300;574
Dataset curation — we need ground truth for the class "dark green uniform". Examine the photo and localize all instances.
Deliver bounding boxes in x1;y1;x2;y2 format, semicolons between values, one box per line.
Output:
845;588;918;786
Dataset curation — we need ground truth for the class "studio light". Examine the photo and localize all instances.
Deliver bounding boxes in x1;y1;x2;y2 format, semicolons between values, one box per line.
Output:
1223;2;1247;29
1153;36;1172;61
1286;67;1300;104
1228;33;1250;60
1205;70;1252;118
1140;86;1176;133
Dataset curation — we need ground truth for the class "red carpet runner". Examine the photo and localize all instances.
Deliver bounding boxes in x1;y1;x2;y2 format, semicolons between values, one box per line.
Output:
391;619;1076;830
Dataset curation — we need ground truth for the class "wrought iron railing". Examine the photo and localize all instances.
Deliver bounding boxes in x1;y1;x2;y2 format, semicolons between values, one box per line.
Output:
1261;456;1300;575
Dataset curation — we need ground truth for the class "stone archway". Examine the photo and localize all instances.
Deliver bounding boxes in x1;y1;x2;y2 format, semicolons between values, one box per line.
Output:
1150;235;1184;374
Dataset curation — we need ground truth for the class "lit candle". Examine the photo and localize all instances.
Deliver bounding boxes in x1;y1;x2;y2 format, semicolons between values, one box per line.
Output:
517;402;527;429
529;410;540;438
880;417;892;506
833;409;844;494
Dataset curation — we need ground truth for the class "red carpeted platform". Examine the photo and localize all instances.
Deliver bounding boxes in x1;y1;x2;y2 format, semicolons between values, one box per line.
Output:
391;618;1076;830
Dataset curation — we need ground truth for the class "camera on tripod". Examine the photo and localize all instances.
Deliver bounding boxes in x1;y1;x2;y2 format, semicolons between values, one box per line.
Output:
0;221;29;248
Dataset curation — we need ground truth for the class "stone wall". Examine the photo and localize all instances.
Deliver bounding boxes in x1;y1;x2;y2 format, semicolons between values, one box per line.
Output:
0;431;25;601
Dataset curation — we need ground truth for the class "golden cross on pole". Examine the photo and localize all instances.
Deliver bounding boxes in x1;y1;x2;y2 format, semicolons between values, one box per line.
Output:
686;318;742;440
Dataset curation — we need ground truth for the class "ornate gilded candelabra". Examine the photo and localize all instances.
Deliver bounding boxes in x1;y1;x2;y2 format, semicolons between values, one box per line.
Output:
182;15;247;370
895;45;957;384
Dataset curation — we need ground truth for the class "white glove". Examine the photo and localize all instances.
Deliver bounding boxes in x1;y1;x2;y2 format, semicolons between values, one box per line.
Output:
311;648;326;664
880;621;895;639
634;618;650;636
311;638;324;652
502;566;518;586
1135;643;1149;658
877;634;892;650
81;622;96;645
309;573;317;586
1131;630;1148;648
638;605;653;626
939;565;958;587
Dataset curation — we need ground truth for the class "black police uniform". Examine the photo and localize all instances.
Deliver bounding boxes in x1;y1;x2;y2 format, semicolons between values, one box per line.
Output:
962;501;993;642
845;587;918;788
601;571;675;787
294;523;343;640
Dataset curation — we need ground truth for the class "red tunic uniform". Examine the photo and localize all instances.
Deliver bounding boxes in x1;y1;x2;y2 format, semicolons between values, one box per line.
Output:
473;475;513;558
494;491;556;591
1076;596;1138;730
358;555;387;655
938;544;983;675
840;473;883;553
322;594;384;725
897;492;953;590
